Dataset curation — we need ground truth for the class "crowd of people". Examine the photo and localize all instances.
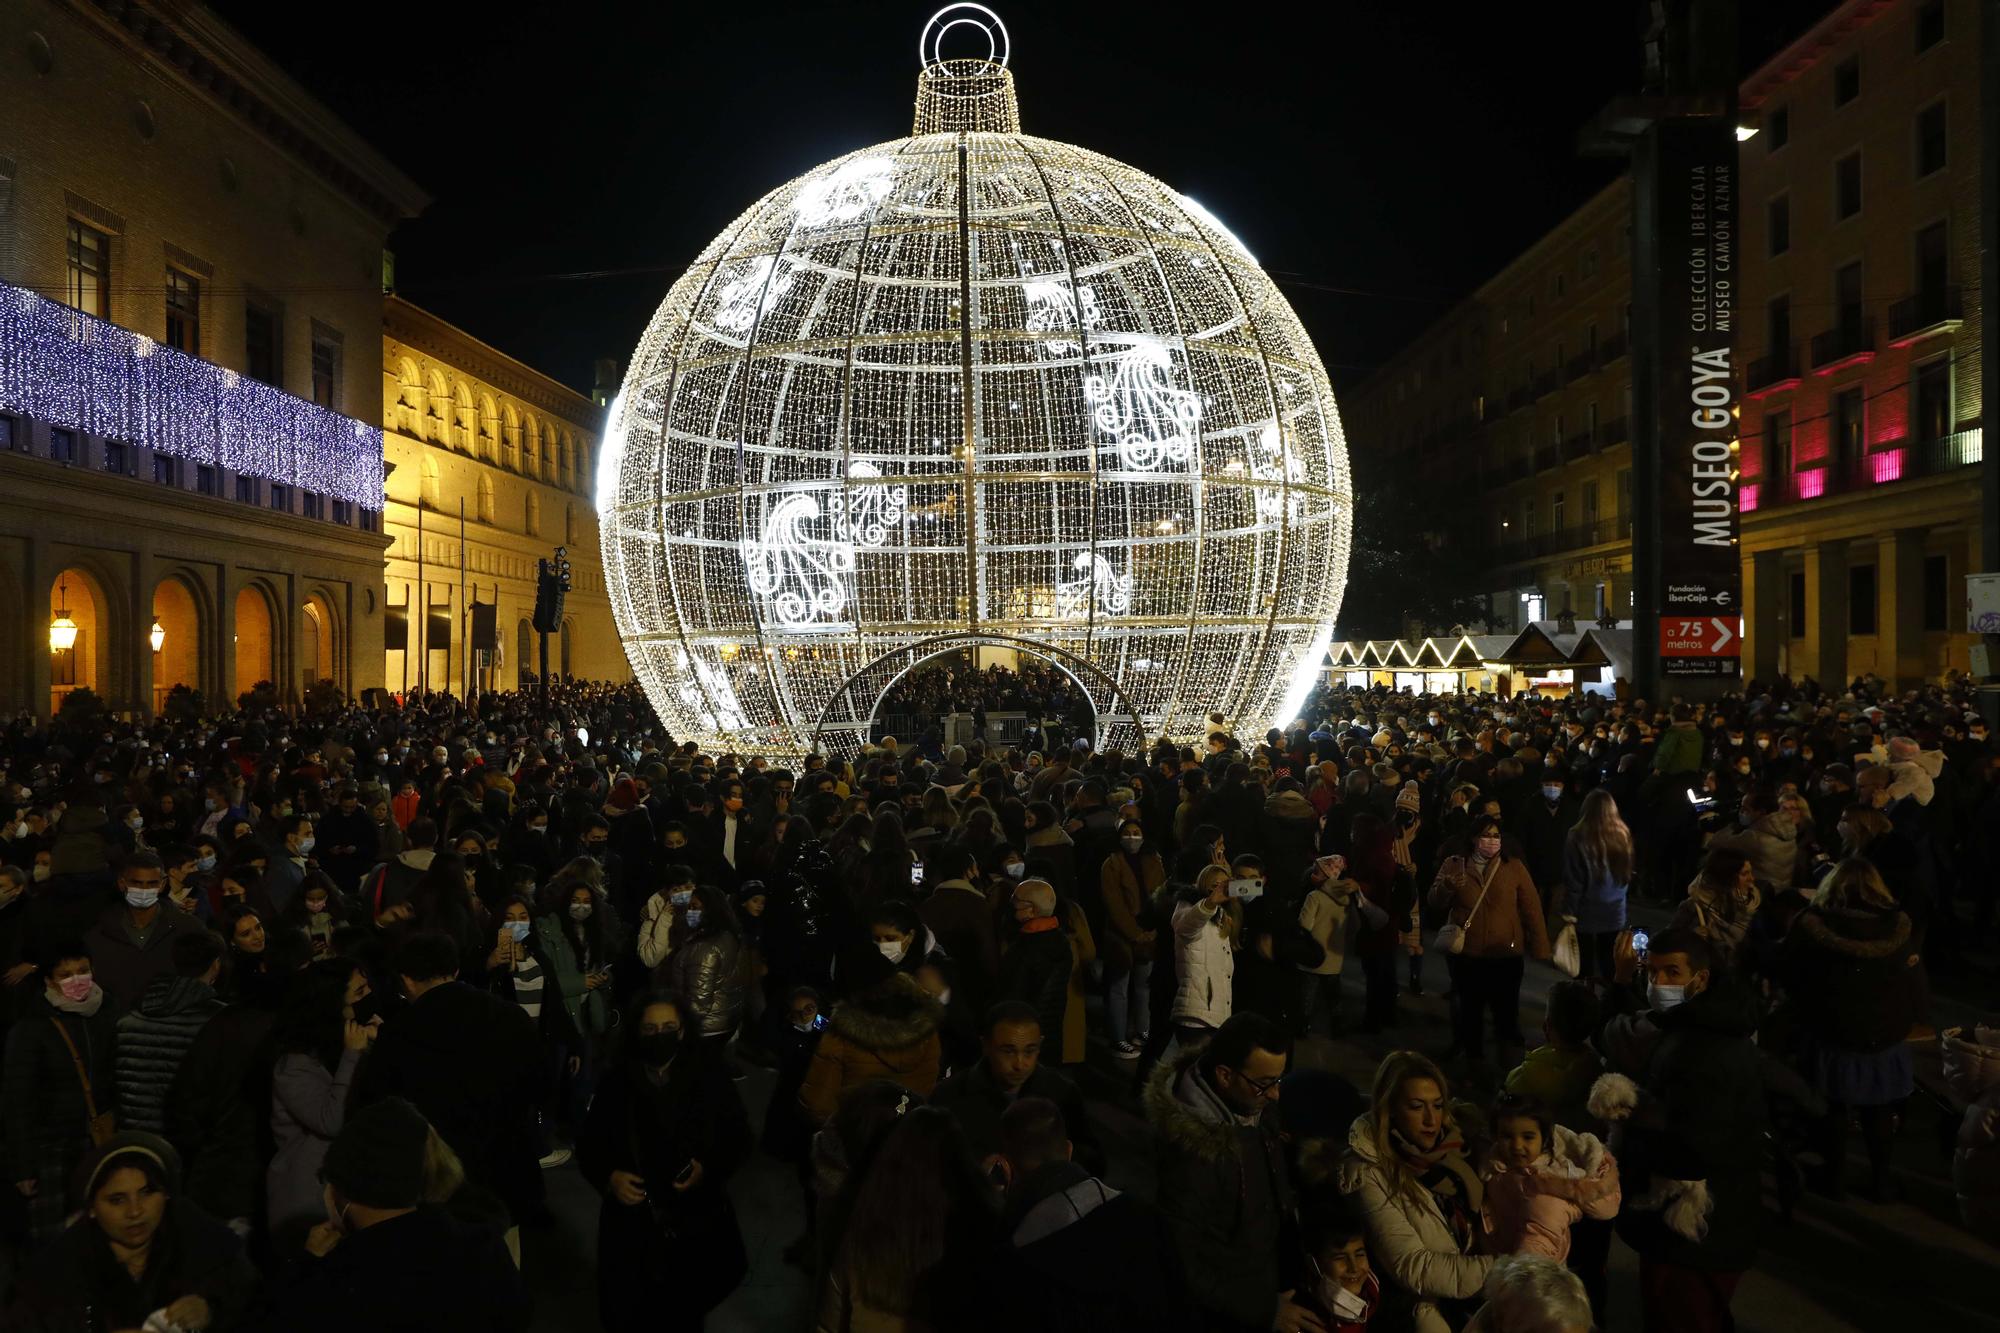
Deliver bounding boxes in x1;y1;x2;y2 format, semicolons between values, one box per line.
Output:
0;666;1993;1332
871;656;1096;750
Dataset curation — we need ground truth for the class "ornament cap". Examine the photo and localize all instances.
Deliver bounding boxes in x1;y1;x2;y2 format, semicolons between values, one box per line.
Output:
915;5;1019;134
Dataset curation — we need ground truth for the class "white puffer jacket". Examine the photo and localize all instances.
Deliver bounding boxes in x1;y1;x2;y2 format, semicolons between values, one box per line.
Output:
1335;1115;1493;1333
1171;896;1234;1030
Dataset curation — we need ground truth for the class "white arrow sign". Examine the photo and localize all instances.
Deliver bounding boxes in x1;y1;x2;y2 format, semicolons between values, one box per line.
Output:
1711;618;1736;652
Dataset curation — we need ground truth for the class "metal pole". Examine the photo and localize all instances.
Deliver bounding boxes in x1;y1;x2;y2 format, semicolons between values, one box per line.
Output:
1980;0;2000;723
416;501;426;696
538;557;550;713
458;498;468;702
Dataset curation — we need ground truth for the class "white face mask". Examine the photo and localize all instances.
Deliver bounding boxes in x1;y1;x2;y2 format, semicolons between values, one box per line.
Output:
32;865;50;883
297;836;315;855
125;816;145;831
1324;1279;1369;1321
1005;862;1026;879
1120;836;1144;853
1648;982;1687;1012
876;939;908;964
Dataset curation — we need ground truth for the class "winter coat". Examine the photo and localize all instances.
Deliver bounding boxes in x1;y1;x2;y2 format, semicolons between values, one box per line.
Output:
1710;812;1800;892
529;910;611;1040
1058;900;1096;1066
1297;880;1356;976
931;1060;1105;1177
113;975;224;1132
1652;722;1705;776
988;1160;1192;1333
353;981;544;1224
1143;1045;1294;1332
1557;830;1628;935
799;973;944;1124
2;990;116;1180
919;879;1002;1007
1943;1026;2000;1245
84;900;207;1015
1335;1115;1492;1333
1258;789;1321;898
1427;854;1551;962
1170;897;1235;1030
166;1004;280;1223
577;1054;751;1332
3;1198;259;1333
1521;792;1582;897
1608;974;1768;1272
1479;1126;1621;1261
665;928;747;1038
1781;905;1922;1053
1099;852;1164;972
252;1202;527;1333
267;1047;363;1236
1668;881;1760;970
997;923;1073;1045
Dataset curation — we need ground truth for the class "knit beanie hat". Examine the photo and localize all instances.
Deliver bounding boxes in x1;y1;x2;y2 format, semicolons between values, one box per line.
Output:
1396;782;1422;812
323;1096;431;1209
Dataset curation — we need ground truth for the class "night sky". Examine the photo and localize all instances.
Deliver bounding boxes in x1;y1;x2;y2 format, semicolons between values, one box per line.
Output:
213;1;1831;395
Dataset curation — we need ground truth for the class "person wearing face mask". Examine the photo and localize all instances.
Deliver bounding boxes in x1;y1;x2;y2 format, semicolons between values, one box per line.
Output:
799;938;946;1125
663;884;747;1067
258;813;318;916
3;938;120;1247
83;849;206;1015
1592;928;1765;1333
1668;848;1761;972
579;992;751;1333
277;870;359;959
1706;786;1798;895
918;845;1002;1015
1427;818;1551;1067
352;931;545;1254
260;1095;526;1332
266;957;380;1248
113;930;227;1138
1099;819;1164;1058
1518;772;1580;916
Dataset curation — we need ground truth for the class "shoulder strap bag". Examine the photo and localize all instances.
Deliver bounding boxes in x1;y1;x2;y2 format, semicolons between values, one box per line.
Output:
49;1018;116;1147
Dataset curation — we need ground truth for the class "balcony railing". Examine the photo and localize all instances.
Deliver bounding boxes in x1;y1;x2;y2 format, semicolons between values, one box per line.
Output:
1565;351;1595;383
1561;431;1594;463
1750;427;1982;511
1533;443;1560;473
1482;513;1635;566
1745;346;1801;396
1886;287;1963;345
1809;319;1875;372
1490;456;1531;484
1597;331;1628;365
1532;369;1561;400
1598;415;1629;447
0;280;384;507
1506;385;1534;415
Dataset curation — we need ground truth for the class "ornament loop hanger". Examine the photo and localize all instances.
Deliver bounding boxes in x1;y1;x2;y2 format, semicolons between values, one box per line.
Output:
920;3;1009;70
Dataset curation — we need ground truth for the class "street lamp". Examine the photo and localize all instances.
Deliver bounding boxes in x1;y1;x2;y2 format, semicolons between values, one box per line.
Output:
48;577;78;654
150;620;166;653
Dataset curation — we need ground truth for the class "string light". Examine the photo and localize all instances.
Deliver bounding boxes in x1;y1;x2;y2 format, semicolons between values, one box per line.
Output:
598;8;1352;757
0;281;383;507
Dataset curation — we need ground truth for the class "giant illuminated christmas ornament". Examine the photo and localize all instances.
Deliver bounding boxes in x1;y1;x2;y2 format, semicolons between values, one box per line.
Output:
599;4;1351;757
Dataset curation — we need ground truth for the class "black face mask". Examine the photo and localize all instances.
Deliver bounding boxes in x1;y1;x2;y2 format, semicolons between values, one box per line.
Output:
639;1030;682;1065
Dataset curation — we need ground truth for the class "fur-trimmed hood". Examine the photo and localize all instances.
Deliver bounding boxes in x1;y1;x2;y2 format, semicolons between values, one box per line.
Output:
827;973;944;1051
1261;789;1317;822
1886;759;1936;807
1793;905;1911;958
1142;1042;1260;1164
1484;1126;1617;1205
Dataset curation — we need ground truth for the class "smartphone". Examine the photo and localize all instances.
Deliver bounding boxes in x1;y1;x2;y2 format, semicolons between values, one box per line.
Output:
909;863;925;885
1226;877;1265;901
813;1014;827;1032
1685;787;1717;811
1630;929;1650;959
674;1160;697;1186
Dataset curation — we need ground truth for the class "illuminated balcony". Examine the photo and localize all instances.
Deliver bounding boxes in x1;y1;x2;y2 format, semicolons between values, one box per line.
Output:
0;280;384;508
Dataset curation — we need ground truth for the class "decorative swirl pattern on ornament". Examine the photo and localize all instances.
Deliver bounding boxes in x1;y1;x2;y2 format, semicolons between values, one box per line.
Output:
794;158;897;228
711;256;794;335
1084;338;1201;472
1024;279;1100;357
674;647;748;732
1057;552;1132;619
1251;422;1306;524
744;465;908;628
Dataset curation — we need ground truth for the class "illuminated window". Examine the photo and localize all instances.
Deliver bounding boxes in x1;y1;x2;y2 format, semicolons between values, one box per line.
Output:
245;302;282;387
165;270;200;354
310;325;341;409
66;221;110;317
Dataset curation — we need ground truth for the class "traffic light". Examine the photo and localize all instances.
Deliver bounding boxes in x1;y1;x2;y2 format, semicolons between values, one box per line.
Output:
532;546;573;634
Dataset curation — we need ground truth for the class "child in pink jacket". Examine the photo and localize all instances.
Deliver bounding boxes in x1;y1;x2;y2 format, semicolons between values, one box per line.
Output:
1480;1093;1621;1261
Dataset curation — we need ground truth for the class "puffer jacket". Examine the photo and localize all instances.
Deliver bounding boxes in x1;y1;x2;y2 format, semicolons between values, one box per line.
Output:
1099;851;1164;971
1479;1125;1621;1261
1943;1026;2000;1245
1780;905;1921;1052
798;973;943;1125
1557;830;1628;935
1427;854;1550;962
1170;895;1234;1030
1143;1044;1292;1331
1709;812;1800;892
531;910;611;1040
665;928;747;1037
114;975;224;1132
1335;1116;1493;1333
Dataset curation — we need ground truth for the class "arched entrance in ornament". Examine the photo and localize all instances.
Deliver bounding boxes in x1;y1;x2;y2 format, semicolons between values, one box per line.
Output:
150;573;206;713
48;564;118;715
810;633;1150;761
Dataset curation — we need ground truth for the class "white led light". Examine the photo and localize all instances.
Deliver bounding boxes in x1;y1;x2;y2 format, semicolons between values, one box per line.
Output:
601;17;1351;758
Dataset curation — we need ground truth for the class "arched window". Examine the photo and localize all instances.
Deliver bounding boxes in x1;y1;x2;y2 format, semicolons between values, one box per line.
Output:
564;502;578;545
478;394;500;460
526;491;541;537
420;456;441;508
453;383;474;451
517;412;536;475
477;473;495;523
426;371;450;443
395;359;424;435
522;417;539;477
499;402;518;466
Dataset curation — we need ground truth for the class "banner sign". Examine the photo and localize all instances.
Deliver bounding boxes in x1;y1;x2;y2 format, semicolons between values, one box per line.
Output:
1655;119;1741;679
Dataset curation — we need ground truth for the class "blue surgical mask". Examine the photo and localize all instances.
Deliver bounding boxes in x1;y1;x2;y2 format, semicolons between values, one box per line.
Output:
196;854;216;872
683;908;703;930
1648;982;1687;1012
568;902;593;922
670;889;693;908
504;920;531;942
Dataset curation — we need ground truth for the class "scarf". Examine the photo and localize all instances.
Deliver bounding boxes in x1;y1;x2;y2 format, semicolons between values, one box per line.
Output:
1390;1126;1483;1252
1018;915;1061;935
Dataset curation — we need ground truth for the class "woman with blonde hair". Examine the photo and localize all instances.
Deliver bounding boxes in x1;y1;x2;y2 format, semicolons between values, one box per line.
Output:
1784;857;1923;1201
1169;863;1238;1046
1336;1051;1493;1332
1556;790;1631;980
